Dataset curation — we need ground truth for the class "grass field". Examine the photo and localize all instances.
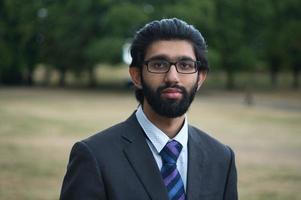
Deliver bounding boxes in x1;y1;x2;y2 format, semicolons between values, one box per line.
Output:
0;87;300;200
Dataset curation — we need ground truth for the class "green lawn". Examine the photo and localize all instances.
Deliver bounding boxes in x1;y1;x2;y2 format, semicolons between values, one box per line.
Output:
0;87;300;200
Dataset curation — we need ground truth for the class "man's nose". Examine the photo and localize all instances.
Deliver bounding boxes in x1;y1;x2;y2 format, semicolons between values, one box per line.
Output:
164;65;180;83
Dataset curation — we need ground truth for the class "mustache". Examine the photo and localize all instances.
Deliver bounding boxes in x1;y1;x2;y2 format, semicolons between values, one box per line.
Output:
157;83;186;93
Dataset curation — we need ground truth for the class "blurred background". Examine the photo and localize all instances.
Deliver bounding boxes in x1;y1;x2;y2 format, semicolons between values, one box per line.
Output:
0;0;300;199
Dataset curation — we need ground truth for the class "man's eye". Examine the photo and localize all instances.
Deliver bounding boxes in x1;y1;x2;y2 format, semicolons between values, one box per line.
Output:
178;61;194;69
151;61;167;68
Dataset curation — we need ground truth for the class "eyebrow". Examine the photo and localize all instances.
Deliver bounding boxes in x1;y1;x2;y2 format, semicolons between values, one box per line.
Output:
145;54;195;61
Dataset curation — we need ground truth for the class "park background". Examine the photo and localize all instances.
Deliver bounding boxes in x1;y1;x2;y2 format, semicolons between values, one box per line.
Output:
0;0;300;199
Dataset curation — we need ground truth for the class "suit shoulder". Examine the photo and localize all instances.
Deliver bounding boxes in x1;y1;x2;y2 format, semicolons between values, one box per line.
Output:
90;120;127;138
79;119;130;152
188;125;233;157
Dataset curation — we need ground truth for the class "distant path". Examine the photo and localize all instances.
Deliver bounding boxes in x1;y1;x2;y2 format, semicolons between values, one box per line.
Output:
0;87;300;112
198;89;301;113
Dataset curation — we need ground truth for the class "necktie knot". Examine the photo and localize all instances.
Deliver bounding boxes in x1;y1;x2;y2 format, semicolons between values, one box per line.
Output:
160;140;182;165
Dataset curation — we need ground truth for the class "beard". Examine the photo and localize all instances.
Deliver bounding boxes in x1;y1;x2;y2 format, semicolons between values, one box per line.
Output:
141;77;198;118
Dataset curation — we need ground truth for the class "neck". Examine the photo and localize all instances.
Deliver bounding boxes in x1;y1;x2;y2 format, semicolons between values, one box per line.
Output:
142;101;185;138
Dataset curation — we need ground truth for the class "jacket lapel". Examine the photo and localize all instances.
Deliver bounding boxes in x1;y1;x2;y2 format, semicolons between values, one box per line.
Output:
186;126;206;200
122;114;169;200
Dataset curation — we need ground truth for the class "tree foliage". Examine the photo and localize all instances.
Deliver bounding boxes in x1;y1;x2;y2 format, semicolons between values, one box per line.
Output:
0;0;300;88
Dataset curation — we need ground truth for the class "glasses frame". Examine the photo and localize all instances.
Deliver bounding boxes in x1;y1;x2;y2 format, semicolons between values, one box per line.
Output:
143;59;201;74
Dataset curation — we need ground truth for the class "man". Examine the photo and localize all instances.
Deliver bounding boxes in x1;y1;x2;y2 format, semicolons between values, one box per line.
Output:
60;18;238;200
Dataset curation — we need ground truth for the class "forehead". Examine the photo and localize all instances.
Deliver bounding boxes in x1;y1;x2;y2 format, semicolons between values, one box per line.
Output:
144;40;196;60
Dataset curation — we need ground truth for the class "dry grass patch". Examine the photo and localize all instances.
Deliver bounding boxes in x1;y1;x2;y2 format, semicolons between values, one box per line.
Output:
0;88;300;200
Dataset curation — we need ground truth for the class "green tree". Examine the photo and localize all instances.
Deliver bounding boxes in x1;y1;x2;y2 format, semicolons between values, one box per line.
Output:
84;2;148;86
212;0;274;89
285;20;301;88
102;3;149;37
277;0;301;88
0;0;42;85
41;0;106;86
262;0;301;88
40;1;149;87
213;0;244;89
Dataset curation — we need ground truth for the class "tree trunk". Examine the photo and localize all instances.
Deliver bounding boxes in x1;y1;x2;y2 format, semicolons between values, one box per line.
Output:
270;69;278;88
59;68;66;87
43;66;51;86
292;66;300;89
88;67;96;87
0;63;23;85
25;68;34;86
226;69;235;90
269;58;280;88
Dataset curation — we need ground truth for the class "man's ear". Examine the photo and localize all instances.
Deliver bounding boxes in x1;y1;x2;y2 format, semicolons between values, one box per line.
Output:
197;70;207;90
129;67;142;89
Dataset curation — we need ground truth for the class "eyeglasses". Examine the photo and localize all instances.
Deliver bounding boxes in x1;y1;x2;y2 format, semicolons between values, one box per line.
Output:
143;59;201;74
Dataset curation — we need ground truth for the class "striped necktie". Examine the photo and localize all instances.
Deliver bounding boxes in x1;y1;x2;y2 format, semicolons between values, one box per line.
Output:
160;140;186;200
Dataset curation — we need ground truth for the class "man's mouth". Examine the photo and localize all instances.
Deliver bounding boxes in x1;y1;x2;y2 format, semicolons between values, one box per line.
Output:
161;87;183;99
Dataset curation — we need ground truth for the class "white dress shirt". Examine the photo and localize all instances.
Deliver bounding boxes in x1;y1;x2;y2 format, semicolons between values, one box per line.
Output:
135;106;188;190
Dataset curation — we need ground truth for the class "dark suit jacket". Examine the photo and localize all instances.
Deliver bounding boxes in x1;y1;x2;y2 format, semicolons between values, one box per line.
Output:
60;113;237;200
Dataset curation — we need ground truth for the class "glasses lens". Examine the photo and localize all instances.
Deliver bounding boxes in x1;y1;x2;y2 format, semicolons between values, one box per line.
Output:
176;60;196;73
148;60;169;73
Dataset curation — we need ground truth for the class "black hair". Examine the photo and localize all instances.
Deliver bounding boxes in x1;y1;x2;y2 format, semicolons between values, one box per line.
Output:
130;18;209;104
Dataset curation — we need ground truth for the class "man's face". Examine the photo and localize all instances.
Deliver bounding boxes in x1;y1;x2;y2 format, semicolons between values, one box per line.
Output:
140;40;206;118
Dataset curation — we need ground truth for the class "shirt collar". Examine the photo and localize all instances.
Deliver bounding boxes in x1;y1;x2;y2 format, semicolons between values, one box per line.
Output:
135;105;188;153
